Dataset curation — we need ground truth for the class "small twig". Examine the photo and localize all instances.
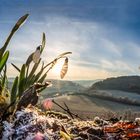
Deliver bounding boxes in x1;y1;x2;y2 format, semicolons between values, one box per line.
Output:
63;102;74;119
52;99;84;120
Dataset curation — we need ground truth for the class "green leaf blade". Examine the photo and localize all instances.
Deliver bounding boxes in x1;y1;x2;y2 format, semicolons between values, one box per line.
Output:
41;32;46;53
11;76;18;103
25;53;34;65
28;58;41;79
11;63;20;72
38;73;47;83
18;64;26;98
0;51;9;73
0;14;29;58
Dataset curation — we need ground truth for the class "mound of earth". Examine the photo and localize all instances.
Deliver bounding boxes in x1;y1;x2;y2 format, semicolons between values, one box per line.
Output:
1;106;140;140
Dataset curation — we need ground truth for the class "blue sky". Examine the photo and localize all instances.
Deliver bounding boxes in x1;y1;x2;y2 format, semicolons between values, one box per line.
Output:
1;0;140;80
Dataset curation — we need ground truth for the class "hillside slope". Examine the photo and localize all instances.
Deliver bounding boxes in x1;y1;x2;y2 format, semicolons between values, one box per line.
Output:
74;79;101;87
43;79;85;94
90;76;140;94
53;93;140;119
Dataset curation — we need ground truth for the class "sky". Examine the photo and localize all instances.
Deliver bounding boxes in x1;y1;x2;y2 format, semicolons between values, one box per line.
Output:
1;0;140;80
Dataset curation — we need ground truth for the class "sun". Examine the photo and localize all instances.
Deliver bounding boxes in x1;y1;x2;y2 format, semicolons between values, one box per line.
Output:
51;60;64;76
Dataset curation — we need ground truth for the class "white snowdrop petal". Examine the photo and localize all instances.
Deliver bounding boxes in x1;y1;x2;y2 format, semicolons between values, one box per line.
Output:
32;50;41;63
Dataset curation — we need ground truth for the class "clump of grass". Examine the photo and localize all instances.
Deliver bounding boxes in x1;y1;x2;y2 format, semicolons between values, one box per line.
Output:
0;14;71;121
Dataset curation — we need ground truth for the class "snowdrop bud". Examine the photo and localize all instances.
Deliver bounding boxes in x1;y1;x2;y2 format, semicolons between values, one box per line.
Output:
42;98;53;110
32;46;41;63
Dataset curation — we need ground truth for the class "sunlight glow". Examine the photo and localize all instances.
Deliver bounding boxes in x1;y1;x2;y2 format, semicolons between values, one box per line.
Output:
51;60;64;76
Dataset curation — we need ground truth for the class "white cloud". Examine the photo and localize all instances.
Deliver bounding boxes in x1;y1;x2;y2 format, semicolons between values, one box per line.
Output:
4;15;140;79
101;59;135;74
100;38;122;57
101;59;114;69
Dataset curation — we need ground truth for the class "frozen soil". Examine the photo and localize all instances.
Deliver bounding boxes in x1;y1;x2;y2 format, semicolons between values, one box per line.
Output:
1;106;140;140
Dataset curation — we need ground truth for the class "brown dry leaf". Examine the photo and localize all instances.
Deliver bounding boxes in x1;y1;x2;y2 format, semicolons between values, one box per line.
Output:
60;58;68;79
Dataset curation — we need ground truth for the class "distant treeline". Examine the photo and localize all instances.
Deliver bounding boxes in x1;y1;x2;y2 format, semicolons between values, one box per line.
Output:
90;76;140;94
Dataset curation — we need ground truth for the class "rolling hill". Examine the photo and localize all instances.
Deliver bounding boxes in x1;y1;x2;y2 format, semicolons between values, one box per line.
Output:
42;79;85;94
52;76;140;118
74;79;102;87
89;76;140;94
